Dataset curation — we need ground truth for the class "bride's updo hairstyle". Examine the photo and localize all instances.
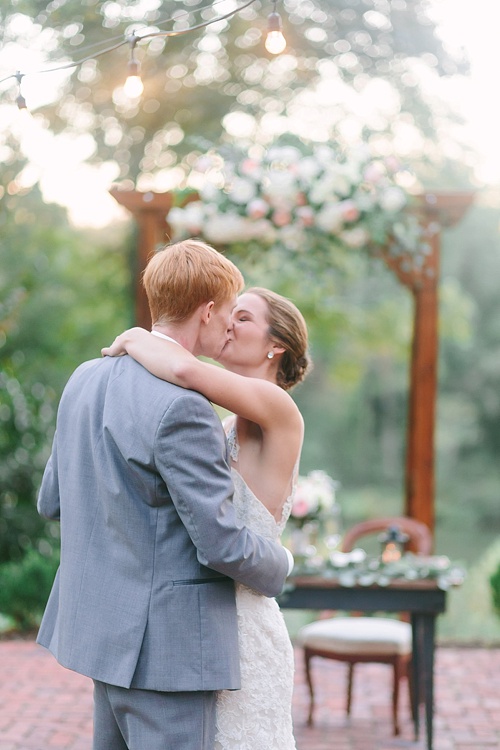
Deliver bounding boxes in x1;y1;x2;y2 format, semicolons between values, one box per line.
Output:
247;287;312;391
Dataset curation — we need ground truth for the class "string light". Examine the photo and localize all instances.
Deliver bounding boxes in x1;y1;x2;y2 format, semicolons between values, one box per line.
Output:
265;1;287;55
0;0;285;111
123;33;144;99
15;72;27;110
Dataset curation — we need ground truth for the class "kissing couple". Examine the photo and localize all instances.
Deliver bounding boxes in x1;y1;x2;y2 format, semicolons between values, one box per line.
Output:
37;239;311;749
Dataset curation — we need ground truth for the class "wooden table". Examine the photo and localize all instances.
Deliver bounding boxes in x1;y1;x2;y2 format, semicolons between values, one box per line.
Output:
279;575;447;750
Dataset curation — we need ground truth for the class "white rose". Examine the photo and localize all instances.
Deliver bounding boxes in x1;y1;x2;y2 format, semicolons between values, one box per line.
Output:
296;156;322;181
264;170;300;208
354;190;376;212
203;213;250;244
378;186;407;213
310;171;351;203
313;145;336;164
168;203;205;238
251;219;276;243
308;470;336;512
195;154;220;173
277;224;307;252
340;227;370;248
167;207;189;238
228;177;257;205
309;179;332;205
315;203;343;234
342;161;362;185
323;165;353;197
350;143;372;165
200;182;221;202
363;161;386;183
267;146;302;164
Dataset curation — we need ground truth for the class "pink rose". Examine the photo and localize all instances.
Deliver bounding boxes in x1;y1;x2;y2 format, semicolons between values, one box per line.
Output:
247;198;269;220
272;209;292;227
339;199;360;223
291;498;310;518
384;156;400;173
363;162;385;183
240;158;260;176
296;206;315;227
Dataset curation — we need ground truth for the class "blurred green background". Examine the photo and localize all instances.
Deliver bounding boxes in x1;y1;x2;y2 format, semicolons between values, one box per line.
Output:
1;0;499;640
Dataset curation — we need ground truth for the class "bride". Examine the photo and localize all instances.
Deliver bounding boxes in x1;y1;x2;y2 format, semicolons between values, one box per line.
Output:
102;286;311;750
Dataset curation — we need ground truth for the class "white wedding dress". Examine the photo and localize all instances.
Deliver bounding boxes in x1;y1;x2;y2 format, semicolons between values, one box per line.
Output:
215;426;297;750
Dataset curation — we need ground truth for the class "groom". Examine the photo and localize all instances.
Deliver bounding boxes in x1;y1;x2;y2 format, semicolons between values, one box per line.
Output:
37;239;292;750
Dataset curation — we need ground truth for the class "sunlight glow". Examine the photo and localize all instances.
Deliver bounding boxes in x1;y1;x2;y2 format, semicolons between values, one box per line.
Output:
430;0;500;183
2;0;500;227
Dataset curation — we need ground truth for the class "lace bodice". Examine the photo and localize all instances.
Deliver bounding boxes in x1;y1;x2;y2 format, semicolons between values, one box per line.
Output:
226;424;295;538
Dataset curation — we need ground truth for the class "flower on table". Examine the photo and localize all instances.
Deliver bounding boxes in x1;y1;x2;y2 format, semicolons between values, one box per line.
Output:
291;470;338;522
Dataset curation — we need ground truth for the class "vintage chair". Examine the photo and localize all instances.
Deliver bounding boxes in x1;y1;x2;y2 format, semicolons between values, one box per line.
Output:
297;516;433;735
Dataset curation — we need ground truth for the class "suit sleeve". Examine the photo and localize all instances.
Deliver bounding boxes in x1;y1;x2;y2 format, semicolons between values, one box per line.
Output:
37;431;61;521
154;393;289;598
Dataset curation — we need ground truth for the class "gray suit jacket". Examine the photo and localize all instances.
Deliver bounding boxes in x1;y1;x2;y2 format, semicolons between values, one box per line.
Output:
37;355;289;691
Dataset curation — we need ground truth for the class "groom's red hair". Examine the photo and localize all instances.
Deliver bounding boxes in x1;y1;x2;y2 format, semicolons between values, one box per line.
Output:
143;239;244;324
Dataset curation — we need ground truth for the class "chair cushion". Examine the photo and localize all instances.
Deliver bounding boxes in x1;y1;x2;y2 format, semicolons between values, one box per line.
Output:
297;617;412;656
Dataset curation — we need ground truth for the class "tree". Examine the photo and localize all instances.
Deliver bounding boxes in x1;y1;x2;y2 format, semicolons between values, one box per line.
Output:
437;201;500;532
0;152;131;561
1;0;471;184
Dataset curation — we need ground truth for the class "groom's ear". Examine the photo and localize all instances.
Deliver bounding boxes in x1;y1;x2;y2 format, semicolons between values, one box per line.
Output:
200;300;215;324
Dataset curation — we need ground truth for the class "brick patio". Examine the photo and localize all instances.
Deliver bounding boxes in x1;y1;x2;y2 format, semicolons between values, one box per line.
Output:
1;640;499;750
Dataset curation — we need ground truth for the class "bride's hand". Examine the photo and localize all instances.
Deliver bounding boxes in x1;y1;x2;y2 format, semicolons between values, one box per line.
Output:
101;327;147;357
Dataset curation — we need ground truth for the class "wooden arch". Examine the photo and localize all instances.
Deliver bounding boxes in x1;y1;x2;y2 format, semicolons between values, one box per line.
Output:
110;187;474;535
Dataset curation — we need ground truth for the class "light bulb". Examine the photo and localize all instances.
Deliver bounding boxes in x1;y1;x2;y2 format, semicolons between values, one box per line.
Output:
265;29;286;54
16;94;28;110
15;72;28;111
124;57;144;98
265;11;286;55
124;74;144;98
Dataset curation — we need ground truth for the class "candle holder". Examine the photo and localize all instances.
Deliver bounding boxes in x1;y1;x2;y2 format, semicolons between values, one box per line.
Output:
378;525;409;564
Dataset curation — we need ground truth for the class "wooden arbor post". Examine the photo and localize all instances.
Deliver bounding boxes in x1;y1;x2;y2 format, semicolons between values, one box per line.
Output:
109;188;474;534
382;192;474;531
110;189;174;328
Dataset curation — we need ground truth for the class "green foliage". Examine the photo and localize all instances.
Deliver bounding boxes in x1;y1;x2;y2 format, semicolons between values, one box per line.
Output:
0;369;57;562
0;181;132;391
0;167;130;564
439;200;500;463
437;537;500;644
434;198;500;555
490;563;500;618
0;548;59;631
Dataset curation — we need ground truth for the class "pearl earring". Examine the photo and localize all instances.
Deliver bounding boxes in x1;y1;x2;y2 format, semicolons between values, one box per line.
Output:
267;351;274;359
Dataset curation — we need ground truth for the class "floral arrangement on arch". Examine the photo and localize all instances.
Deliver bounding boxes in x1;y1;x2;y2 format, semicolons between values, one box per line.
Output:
168;139;429;262
291;470;339;524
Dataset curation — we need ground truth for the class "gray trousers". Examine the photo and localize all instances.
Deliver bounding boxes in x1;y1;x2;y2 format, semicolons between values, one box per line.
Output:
93;680;217;750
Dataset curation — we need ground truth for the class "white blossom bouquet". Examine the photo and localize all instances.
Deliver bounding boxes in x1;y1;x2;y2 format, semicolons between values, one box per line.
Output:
291;470;339;523
168;138;428;263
